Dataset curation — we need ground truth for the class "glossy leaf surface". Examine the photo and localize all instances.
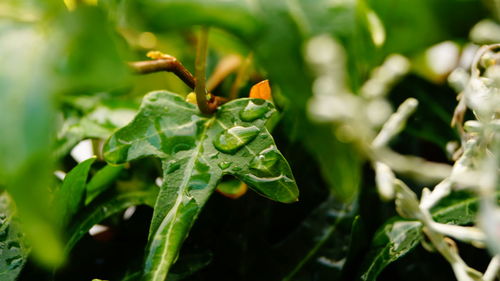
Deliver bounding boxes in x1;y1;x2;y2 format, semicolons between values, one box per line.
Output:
103;91;298;280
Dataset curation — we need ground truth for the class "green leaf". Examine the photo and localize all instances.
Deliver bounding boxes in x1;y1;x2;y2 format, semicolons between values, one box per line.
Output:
0;191;30;281
55;157;96;227
103;91;298;280
360;219;423;281
85;164;125;205
66;187;158;252
359;191;492;281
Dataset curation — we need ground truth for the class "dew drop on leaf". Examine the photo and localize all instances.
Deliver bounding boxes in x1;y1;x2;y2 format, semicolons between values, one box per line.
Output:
148;94;159;102
165;160;181;174
213;126;260;154
218;161;231;170
240;100;269;122
187;160;211;191
249;146;280;176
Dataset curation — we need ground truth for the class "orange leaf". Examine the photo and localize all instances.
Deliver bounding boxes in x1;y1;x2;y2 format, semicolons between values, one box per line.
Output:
249;80;272;100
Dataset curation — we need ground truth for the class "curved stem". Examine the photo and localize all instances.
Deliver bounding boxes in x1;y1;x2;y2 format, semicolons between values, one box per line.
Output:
129;59;196;89
194;27;211;115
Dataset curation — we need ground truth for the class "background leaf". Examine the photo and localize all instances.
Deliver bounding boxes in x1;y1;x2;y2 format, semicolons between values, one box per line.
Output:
55;157;96;227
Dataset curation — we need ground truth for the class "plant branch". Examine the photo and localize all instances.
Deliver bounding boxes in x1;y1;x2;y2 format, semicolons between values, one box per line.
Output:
128;58;196;89
194;27;212;115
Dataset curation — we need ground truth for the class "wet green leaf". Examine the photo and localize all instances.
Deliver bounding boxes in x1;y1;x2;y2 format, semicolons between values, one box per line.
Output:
0;192;29;281
103;91;298;280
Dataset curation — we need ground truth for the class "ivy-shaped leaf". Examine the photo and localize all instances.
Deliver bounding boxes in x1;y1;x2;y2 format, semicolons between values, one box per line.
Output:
103;91;298;281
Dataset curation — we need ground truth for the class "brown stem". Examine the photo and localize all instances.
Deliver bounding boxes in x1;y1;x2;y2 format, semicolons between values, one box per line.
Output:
128;59;195;89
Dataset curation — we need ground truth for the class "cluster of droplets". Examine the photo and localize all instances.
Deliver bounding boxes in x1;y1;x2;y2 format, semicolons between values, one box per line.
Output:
212;100;271;154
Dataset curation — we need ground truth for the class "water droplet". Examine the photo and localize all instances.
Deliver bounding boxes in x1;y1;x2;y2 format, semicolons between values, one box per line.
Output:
187;159;211;191
218;161;231;170
210;152;220;159
171;142;194;153
249;146;281;176
148;94;158;102
165;161;181;174
233;166;242;171
213;126;260;154
240;101;269;122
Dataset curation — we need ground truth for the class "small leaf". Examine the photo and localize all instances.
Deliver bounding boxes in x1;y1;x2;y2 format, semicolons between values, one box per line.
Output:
103;91;298;280
55;157;96;227
249;80;271;100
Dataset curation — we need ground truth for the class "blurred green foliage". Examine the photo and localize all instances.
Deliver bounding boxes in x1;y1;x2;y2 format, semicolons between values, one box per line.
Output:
0;0;496;280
